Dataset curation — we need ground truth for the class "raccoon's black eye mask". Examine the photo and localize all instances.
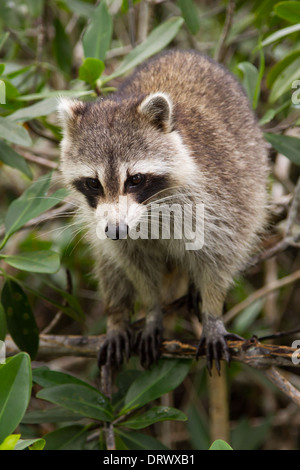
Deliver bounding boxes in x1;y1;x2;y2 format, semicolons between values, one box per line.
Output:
125;173;170;204
72;177;103;208
125;173;145;190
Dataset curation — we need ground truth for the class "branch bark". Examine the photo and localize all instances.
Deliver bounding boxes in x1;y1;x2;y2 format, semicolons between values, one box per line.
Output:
5;333;299;368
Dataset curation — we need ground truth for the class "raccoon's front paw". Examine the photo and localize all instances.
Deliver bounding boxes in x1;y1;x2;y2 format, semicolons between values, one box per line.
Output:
135;323;163;369
196;315;243;375
98;328;132;368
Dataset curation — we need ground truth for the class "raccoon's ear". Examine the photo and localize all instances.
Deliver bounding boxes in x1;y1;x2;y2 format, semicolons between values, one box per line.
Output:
57;97;85;133
138;92;173;132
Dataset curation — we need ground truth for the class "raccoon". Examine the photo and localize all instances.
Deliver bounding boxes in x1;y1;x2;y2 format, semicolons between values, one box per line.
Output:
58;49;269;372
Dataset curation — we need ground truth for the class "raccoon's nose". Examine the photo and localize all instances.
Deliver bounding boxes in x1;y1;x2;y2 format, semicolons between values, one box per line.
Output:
105;223;129;240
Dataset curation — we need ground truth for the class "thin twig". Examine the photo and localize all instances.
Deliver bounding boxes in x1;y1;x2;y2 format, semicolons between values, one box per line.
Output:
21;150;58;169
262;367;300;408
42;269;73;334
26;121;59;144
214;0;235;63
137;0;149;43
101;365;116;450
106;45;132;60
128;0;136;47
4;27;35;58
248;177;300;267
224;269;300;324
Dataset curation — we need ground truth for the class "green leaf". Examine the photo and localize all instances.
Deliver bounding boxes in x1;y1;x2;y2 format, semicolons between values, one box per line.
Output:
236;62;259;107
115;429;168;450
177;0;200;35
187;403;210;450
0;303;7;341
32;366;96;390
0;140;32;179
103;17;184;83
274;1;300;23
25;0;44;17
0;33;9;53
14;438;45;450
259;99;290;125
120;406;187;430
261;23;300;47
209;439;233;450
16;90;93;102
22;406;84;424
0;64;5;75
1;280;39;359
264;133;300;165
5;275;84;323
0;250;60;273
82;1;113;61
53;17;72;75
0;352;32;444
6;64;33;79
259;108;276;125
233;299;264;335
43;425;89;450
79;58;105;85
0;434;20;450
42;281;85;321
63;0;95;18
231;416;273;450
37;384;113;422
267;50;300;89
269;56;300;103
8;97;60;122
0;116;31;146
121;359;191;414
1;173;68;248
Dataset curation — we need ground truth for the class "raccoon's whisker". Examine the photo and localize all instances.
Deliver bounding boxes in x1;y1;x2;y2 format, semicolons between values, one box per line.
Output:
69;231;88;255
27;196;80;209
145;192;196;207
38;221;81;238
141;185;186;206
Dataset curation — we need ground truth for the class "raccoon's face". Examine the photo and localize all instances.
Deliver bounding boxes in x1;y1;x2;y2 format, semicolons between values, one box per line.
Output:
58;93;196;241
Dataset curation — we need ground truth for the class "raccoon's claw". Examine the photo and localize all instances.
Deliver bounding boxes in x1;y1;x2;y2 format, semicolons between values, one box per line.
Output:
135;324;163;369
195;316;243;375
98;328;132;368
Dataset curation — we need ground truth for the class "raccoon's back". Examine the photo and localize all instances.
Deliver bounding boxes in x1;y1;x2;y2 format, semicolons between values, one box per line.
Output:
119;49;268;199
118;49;256;135
118;49;266;159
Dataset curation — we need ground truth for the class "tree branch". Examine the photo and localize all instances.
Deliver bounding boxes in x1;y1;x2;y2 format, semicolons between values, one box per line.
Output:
5;333;299;368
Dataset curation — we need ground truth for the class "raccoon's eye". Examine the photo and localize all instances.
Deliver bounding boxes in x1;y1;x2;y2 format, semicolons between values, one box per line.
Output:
86;178;101;191
128;173;145;187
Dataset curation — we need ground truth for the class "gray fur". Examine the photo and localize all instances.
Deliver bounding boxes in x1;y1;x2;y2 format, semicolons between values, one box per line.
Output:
59;50;269;369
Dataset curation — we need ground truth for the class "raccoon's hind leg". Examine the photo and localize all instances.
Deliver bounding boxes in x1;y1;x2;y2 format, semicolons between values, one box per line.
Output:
195;271;243;374
97;261;135;368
